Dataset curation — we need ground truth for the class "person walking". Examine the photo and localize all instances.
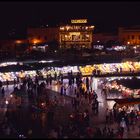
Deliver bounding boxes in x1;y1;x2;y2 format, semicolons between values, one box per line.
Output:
95;99;99;115
46;77;49;86
1;87;5;98
106;108;110;124
0;80;2;88
64;86;67;96
60;85;64;96
86;77;89;91
14;78;16;87
6;79;9;88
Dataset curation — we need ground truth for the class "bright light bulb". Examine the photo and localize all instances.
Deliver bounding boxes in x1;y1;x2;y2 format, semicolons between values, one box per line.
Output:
5;100;9;105
10;94;13;98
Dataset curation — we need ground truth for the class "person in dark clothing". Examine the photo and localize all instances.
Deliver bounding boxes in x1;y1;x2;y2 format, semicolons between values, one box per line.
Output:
120;67;122;73
61;75;63;84
6;80;9;87
54;72;57;81
68;79;72;87
35;76;39;85
94;93;98;100
49;75;52;85
0;80;2;88
94;100;99;114
14;79;16;86
46;75;49;85
60;86;63;96
91;101;95;114
1;87;5;97
86;77;89;91
17;76;20;84
72;75;75;84
46;78;49;86
64;87;66;96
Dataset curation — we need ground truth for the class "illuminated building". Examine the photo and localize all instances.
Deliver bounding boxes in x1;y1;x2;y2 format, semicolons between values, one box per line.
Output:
59;19;94;49
119;26;140;45
27;27;59;50
93;33;118;44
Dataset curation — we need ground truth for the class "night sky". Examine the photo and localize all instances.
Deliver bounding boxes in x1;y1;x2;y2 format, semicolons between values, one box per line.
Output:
0;1;140;39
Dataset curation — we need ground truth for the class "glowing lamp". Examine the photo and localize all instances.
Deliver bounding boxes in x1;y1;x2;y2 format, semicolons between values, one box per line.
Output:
10;94;13;98
16;40;22;44
5;100;9;105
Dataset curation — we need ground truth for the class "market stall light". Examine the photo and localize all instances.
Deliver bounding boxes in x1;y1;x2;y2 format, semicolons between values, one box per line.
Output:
5;100;9;105
41;103;45;106
39;60;54;63
10;94;13;98
91;26;95;28
16;40;22;44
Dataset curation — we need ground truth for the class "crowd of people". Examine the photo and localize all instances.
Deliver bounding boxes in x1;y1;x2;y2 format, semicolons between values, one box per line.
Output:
0;71;139;138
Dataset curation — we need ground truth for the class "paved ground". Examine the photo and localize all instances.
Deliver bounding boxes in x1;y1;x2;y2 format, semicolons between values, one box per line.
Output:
47;80;140;138
0;80;140;138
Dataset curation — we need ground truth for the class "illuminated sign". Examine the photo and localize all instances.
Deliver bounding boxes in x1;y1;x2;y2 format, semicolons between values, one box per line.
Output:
71;19;87;24
69;32;80;35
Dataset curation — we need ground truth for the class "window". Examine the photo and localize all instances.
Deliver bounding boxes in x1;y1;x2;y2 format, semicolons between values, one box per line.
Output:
127;35;130;39
132;35;134;39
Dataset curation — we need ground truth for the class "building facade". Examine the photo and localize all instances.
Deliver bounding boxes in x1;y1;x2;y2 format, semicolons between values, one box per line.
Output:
118;26;140;45
27;27;59;50
0;39;28;55
93;33;118;44
59;19;94;49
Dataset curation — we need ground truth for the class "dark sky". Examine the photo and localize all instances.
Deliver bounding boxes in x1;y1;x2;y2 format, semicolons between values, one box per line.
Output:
0;1;140;39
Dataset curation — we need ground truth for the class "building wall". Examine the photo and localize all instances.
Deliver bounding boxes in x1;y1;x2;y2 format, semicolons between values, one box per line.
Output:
27;27;59;45
59;25;94;49
118;27;140;45
93;33;118;44
0;39;27;54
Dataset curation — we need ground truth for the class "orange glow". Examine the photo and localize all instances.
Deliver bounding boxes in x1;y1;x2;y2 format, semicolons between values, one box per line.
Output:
16;40;22;44
32;39;41;44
